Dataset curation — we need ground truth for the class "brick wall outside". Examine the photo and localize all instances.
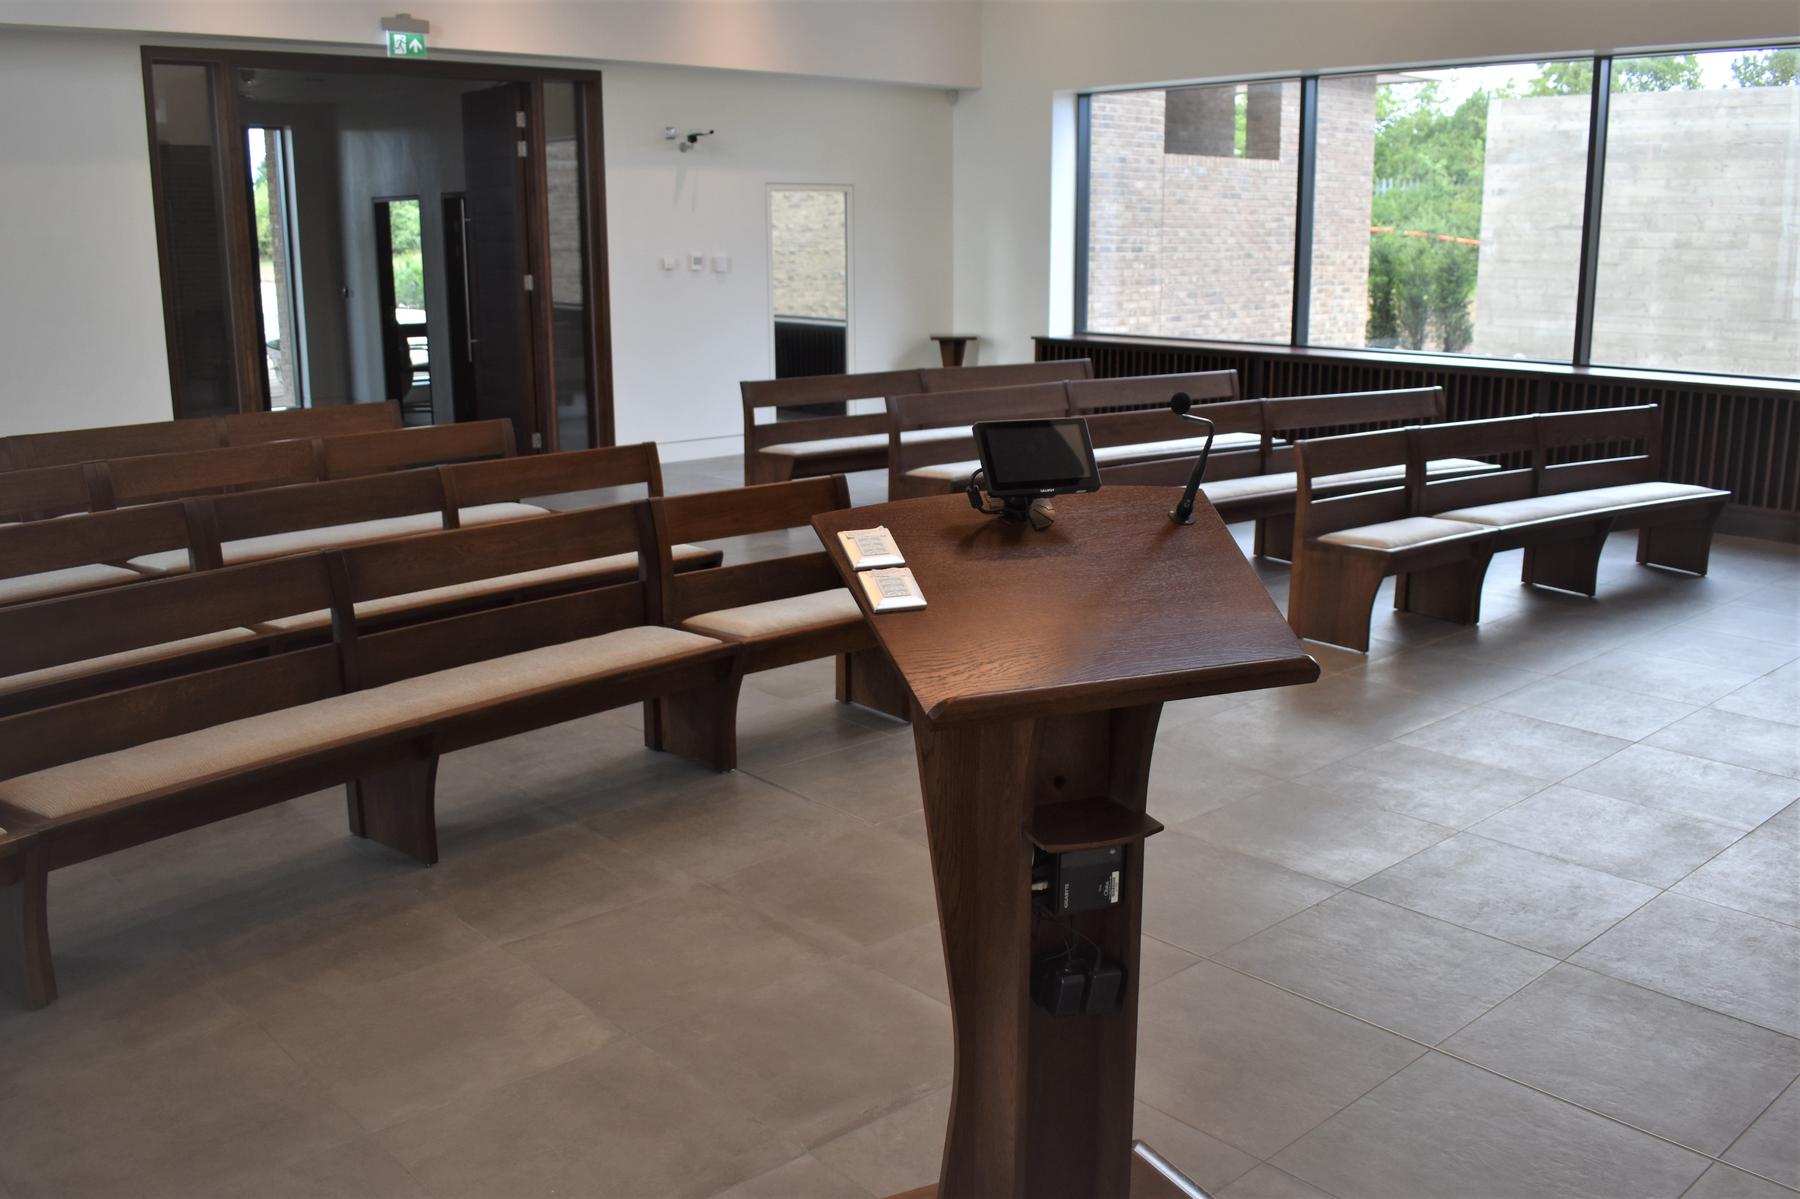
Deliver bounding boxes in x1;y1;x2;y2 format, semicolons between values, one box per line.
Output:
771;189;848;321
1086;82;1373;345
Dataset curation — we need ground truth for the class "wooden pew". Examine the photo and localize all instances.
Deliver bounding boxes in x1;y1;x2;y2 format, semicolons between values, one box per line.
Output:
885;382;1074;500
740;360;1094;486
0;463;94;523
640;476;907;766
0;503;743;1007
0;402;401;472
1286;406;1730;651
1064;369;1237;415
0;503;187;610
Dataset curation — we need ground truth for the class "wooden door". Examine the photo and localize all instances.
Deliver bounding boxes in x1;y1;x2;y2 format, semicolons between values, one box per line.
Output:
461;83;540;448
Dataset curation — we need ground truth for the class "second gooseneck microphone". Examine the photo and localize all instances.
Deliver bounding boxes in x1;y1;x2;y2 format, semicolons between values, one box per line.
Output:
1168;392;1217;525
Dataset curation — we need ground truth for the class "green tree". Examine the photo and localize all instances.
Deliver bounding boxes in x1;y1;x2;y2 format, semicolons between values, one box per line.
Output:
1731;49;1799;87
1527;56;1701;96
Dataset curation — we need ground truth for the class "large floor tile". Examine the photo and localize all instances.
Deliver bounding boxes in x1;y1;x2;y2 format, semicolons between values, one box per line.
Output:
376;1039;798;1199
1487;675;1698;740
753;731;924;825
1673;829;1800;925
1443;964;1800;1154
1724;1081;1800;1190
1573;894;1800;1037
1648;708;1800;779
812;1087;950;1198
1397;707;1630;781
191;1135;428;1199
714;825;938;955
1220;1164;1336;1199
254;945;614;1130
1564;744;1799;831
580;768;864;882
1713;662;1800;727
1627;626;1797;677
1558;645;1763;706
1272;1053;1708;1199
1469;784;1746;887
1129;1102;1260;1195
1356;833;1657;957
1136;961;1424;1159
1179;780;1451;886
1217;891;1554;1043
1144;740;1286;825
1141;830;1339;957
636;960;952;1149
1684;1163;1800;1199
1357;643;1545;704
0;1015;362;1198
1676;603;1800;648
707;1156;872;1199
506;885;829;1035
1301;741;1546;828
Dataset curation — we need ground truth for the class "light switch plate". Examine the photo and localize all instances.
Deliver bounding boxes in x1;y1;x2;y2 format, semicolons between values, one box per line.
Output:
711;255;731;273
688;253;706;272
659;256;678;271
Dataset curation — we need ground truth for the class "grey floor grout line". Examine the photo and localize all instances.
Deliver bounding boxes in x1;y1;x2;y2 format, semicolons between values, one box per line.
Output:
1195;954;1800;1194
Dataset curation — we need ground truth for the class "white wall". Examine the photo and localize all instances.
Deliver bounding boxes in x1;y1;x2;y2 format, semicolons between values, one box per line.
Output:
603;62;953;459
953;0;1800;363
0;28;172;434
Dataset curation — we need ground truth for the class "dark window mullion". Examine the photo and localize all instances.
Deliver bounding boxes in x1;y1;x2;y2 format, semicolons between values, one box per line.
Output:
1290;76;1319;347
1073;92;1092;335
1571;56;1612;367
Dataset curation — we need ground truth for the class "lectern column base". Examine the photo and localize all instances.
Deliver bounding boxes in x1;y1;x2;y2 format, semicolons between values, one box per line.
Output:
891;1140;1208;1199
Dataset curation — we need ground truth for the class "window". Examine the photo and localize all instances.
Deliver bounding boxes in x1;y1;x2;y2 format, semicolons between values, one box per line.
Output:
1084;80;1301;343
1310;62;1591;359
247;126;304;407
1589;48;1800;378
1076;42;1799;381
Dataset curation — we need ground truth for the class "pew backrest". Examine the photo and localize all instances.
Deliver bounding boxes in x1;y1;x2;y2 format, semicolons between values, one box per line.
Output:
0;402;401;472
319;419;516;478
918;358;1092;392
1065;370;1237;415
0;464;93;522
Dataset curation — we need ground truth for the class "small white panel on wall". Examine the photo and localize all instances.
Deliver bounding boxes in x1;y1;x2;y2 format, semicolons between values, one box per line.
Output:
711;255;731;273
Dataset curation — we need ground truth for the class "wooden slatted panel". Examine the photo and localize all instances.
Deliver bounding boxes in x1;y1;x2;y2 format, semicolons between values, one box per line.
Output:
1039;336;1796;524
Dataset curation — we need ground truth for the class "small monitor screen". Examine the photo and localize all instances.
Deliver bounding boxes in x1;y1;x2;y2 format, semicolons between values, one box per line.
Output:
973;418;1101;496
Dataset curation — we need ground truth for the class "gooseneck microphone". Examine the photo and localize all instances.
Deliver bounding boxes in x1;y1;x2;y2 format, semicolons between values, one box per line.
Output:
1168;393;1217;526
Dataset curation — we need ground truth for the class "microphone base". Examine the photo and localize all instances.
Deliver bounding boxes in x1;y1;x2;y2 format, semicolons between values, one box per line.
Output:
1169;508;1196;526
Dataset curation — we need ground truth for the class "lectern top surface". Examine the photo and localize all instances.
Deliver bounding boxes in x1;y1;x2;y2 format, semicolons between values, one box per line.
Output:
815;487;1318;727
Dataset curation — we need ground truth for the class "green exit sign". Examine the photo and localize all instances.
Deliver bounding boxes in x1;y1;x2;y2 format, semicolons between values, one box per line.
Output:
387;30;427;57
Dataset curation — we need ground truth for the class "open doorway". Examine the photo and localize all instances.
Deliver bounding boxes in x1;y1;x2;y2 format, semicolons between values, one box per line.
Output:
142;50;612;451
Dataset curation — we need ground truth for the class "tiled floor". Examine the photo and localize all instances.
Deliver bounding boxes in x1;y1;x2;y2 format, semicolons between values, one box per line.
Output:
2;458;1796;1199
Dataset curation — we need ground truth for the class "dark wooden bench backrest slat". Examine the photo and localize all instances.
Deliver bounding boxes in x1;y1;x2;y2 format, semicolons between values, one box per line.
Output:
0;503;188;582
742;370;925;417
336;503;642;607
668;550;842;622
0;554;333;677
205;468;447;542
0;463;100;522
918;358;1092;392
319;419;516;479
889;382;1072;434
655;476;851;546
1084;398;1264;448
218;402;400;446
104;440;321;507
0;644;344;782
442;443;663;508
1263;387;1445;434
1418;468;1538;512
1411;414;1536;462
1065;370;1237;415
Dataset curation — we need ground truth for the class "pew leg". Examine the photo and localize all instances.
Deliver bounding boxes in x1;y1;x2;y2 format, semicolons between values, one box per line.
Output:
1254;514;1295;562
1523;525;1610;596
745;453;796;487
649;674;744;772
0;841;55;1009
836;647;910;721
346;756;440;865
1395;551;1492;626
1638;512;1719;576
1287;548;1387;653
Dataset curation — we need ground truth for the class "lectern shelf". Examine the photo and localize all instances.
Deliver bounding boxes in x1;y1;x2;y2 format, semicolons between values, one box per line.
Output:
814;488;1318;1199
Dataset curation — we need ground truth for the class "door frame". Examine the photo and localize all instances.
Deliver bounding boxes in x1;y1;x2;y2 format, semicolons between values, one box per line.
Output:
139;46;614;449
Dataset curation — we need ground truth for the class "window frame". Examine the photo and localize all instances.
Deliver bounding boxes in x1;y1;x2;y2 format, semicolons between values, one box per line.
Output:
1073;41;1800;385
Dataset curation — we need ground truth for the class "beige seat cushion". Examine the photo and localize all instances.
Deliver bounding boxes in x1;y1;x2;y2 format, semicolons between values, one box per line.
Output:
259;542;717;634
907;431;1265;486
0;625;722;821
127;505;550;576
1200;457;1498;506
1317;517;1492;551
763;426;970;459
681;588;862;640
1437;482;1725;528
0;563;142;606
0;628;260;697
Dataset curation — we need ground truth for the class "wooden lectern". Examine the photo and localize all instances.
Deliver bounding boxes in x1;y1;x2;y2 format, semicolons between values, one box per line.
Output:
815;487;1319;1199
